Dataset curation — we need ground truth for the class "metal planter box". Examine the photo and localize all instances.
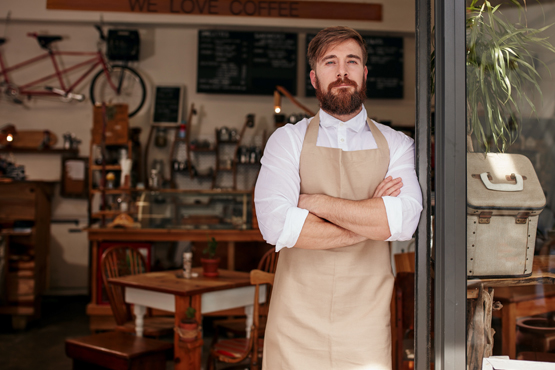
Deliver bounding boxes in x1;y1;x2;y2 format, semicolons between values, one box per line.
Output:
467;153;545;278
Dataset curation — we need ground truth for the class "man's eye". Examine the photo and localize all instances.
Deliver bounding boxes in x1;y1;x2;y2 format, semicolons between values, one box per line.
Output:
348;60;358;64
325;61;335;65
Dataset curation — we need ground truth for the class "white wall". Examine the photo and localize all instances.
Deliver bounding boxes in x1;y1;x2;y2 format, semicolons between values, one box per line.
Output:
0;0;416;293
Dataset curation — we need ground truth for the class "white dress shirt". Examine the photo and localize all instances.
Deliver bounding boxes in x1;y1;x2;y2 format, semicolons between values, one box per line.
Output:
254;106;423;252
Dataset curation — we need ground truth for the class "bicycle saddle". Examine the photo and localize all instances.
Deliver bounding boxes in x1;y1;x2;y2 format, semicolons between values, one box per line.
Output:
37;35;63;49
0;38;6;46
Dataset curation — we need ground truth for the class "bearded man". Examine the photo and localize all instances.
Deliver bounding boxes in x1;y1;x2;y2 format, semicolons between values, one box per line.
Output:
254;26;423;370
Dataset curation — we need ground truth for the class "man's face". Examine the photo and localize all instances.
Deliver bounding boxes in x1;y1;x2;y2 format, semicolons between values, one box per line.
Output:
310;39;368;116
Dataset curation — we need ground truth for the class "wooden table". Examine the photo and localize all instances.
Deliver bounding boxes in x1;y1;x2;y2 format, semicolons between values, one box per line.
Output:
86;227;265;329
109;268;266;370
466;255;555;369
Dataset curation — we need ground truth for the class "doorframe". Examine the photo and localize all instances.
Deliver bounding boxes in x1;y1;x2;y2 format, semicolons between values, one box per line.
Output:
429;0;468;368
414;0;433;367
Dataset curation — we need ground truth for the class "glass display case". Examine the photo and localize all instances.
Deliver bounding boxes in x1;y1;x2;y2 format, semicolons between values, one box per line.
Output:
130;189;253;230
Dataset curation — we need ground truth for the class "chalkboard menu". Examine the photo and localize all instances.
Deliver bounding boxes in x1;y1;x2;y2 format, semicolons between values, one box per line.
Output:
153;86;183;123
197;30;297;95
306;35;404;99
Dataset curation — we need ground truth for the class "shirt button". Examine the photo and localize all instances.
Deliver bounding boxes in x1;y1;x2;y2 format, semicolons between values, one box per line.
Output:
341;139;345;142
340;123;344;126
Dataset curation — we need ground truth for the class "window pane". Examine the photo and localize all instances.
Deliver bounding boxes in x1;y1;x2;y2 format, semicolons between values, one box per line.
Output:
466;0;555;367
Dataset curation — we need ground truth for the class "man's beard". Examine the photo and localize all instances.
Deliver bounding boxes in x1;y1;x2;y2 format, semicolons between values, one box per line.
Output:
315;76;367;116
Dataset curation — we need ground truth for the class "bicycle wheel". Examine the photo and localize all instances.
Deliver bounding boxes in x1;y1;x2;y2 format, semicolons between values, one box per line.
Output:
90;65;146;118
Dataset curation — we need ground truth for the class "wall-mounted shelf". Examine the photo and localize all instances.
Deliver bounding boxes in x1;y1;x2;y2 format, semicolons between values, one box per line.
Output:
90;188;132;194
0;148;78;155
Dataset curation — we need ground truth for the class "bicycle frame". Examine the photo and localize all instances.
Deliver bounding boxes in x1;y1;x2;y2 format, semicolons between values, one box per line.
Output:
0;48;116;96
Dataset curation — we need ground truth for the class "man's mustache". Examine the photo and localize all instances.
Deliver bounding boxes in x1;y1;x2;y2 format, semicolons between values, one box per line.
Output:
327;77;358;91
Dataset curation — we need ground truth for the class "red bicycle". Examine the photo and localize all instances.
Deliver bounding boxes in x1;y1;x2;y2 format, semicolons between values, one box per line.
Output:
0;26;146;117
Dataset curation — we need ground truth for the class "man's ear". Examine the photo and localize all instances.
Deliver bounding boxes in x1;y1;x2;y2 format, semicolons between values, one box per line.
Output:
310;70;317;89
364;66;368;79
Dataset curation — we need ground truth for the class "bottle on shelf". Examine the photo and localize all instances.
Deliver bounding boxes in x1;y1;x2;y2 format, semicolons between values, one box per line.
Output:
178;121;187;139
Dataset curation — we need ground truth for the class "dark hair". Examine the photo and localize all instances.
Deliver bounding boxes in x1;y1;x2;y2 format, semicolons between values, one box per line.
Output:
307;26;367;71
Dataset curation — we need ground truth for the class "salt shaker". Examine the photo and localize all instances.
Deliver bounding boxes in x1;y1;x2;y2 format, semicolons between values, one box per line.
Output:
183;252;193;279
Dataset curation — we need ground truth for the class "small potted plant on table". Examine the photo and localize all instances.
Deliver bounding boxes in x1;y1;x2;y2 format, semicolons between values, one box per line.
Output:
176;307;199;343
201;237;220;277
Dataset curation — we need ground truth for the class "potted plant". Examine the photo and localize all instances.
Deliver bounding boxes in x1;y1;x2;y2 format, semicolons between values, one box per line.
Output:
201;237;220;277
177;307;199;342
432;0;555;152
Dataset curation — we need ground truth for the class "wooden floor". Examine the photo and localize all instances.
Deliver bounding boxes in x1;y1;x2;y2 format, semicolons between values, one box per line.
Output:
0;295;238;370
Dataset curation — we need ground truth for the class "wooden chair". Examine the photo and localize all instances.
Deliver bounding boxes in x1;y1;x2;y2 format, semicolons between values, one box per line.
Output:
210;249;278;337
206;269;275;370
101;245;174;337
395;272;415;370
65;331;173;370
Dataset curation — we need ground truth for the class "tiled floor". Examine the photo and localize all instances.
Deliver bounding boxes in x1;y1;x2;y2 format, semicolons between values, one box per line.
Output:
0;295;247;370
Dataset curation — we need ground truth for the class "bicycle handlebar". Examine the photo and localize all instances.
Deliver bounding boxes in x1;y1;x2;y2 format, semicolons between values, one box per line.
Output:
94;25;106;41
27;32;38;38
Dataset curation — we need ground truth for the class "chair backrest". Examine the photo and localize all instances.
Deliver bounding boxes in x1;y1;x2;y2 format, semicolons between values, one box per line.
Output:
256;249;278;315
250;269;275;370
257;248;279;273
394;251;415;274
101;245;148;326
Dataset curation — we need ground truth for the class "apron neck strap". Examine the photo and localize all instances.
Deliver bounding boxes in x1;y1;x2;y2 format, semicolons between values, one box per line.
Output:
305;112;388;153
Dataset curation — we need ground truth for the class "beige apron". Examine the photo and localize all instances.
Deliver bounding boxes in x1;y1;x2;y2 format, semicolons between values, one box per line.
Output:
263;113;393;370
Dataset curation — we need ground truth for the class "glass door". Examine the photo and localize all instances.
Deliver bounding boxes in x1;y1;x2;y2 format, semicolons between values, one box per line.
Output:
435;0;555;368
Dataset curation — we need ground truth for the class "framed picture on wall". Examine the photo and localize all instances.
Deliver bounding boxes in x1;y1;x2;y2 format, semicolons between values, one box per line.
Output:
60;157;88;198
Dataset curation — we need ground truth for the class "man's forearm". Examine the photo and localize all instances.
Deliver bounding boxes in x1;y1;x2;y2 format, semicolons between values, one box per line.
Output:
300;194;391;240
293;213;367;250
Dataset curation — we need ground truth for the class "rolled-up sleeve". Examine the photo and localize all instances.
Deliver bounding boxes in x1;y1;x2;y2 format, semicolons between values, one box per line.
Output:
254;124;308;251
383;133;423;241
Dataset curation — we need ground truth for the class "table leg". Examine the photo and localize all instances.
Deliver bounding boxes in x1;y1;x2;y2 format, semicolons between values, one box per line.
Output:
244;304;253;338
91;241;98;305
227;241;235;270
134;304;146;337
175;295;203;370
501;302;517;359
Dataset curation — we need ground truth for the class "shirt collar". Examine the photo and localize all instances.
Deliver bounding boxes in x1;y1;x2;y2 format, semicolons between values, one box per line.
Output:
319;105;367;133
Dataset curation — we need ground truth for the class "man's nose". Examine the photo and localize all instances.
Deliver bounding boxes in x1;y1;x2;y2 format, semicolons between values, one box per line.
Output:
337;62;348;78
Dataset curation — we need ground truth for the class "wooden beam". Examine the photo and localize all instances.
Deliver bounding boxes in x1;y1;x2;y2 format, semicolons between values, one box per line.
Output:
46;0;382;22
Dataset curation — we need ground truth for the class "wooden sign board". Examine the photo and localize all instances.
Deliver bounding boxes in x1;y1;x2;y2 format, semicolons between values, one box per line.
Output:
46;0;382;22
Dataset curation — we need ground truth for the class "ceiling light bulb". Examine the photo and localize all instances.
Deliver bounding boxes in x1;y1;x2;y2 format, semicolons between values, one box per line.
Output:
275;107;281;114
6;134;13;142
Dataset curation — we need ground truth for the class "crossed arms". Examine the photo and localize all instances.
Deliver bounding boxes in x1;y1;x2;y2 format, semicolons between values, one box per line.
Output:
254;122;423;252
294;177;402;250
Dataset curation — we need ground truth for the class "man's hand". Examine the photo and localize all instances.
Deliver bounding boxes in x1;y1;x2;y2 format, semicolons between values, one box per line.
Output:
372;176;403;198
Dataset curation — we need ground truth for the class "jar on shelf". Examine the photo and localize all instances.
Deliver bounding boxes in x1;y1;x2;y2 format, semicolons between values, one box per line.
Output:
94;146;103;165
155;127;168;148
116;193;131;212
